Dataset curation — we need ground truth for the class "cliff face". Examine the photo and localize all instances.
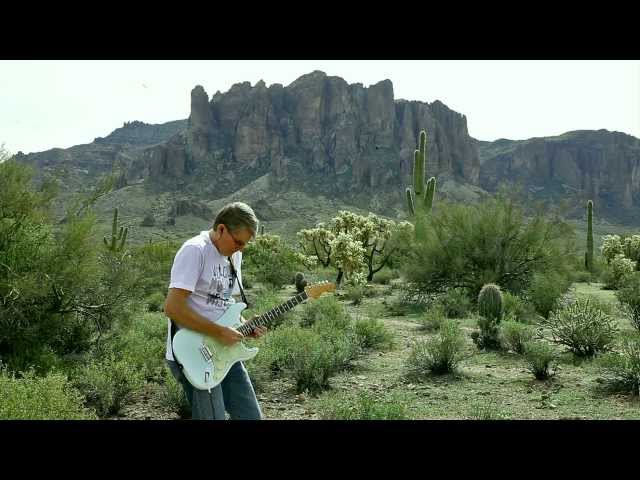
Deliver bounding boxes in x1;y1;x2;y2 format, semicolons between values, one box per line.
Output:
479;131;640;216
121;71;479;193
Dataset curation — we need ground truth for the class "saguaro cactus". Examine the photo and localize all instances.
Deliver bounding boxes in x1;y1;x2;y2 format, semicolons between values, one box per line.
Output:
585;200;594;272
103;208;128;252
405;129;436;238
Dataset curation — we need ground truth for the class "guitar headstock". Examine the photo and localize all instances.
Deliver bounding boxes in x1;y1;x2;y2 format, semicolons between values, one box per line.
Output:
305;281;336;299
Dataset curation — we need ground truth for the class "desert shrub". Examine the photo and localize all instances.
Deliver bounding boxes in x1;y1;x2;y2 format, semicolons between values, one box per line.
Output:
344;283;366;305
318;390;409;420
502;291;538;323
417;303;447;332
523;341;558;380
545;297;618;357
243;234;312;289
598;336;640;395
71;355;145;417
436;288;473;318
354;317;394;350
372;269;398;285
526;271;572;318
300;295;349;330
402;194;575;300
159;367;191;418
0;161;143;373
406;319;466;376
286;333;346;394
0;367;96;419
131;240;180;298
387;285;436;316
499;320;535;354
112;312;167;382
145;292;166;312
616;272;640;332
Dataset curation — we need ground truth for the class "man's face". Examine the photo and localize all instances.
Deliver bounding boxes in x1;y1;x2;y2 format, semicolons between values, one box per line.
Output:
218;225;253;256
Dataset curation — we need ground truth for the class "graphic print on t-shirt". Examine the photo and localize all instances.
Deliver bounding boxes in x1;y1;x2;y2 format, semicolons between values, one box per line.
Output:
206;263;235;307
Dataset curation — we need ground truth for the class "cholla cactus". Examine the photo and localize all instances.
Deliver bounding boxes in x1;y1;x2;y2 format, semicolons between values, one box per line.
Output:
601;235;623;264
623;235;640;267
330;232;367;279
610;254;636;288
478;283;504;323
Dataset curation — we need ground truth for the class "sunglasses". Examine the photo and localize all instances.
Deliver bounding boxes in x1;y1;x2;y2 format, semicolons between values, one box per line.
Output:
224;227;250;248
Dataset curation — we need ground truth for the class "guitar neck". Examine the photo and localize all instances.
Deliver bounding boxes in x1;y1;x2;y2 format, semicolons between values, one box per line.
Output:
238;291;309;336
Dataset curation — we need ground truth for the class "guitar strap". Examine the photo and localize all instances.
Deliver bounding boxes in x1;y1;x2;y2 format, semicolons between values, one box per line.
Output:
227;255;250;308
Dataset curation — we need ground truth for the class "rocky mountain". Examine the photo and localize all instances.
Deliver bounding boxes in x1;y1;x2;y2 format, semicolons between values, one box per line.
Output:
114;71;479;200
477;130;640;223
13;70;640;227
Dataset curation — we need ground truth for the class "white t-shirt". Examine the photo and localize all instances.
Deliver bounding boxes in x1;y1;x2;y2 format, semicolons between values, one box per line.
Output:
165;230;243;361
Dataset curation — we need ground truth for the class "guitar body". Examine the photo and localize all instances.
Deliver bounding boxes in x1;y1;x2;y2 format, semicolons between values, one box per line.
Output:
172;303;258;391
170;281;335;391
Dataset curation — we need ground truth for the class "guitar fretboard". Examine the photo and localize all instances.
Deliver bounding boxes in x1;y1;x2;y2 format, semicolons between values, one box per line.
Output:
238;291;309;336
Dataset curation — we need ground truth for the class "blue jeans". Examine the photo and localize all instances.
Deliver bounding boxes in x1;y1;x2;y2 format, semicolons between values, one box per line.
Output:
166;360;262;420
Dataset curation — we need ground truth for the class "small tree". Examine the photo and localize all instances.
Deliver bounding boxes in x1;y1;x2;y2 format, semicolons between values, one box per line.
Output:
402;194;574;299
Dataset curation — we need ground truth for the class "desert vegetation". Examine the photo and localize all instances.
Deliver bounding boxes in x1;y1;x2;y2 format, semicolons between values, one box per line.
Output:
3;135;640;420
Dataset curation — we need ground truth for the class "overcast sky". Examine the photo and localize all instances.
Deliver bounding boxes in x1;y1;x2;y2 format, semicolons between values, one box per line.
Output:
1;60;639;155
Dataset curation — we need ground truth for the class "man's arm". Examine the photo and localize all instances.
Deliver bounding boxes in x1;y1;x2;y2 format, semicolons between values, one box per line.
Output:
164;288;243;346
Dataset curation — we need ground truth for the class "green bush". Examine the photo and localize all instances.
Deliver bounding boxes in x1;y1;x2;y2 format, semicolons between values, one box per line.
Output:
545;297;618;357
71;355;145;417
344;283;365;305
145;292;166;312
243;234;310;289
113;312;167;382
372;269;398;285
354;317;394;350
286;333;345;394
499;320;534;354
318;390;409;419
0;367;96;419
616;272;640;332
159;367;191;418
523;341;557;380
502;291;538;323
417;303;447;331
527;271;572;318
402;194;575;299
437;288;473;318
598;336;640;396
0;161;144;373
300;295;350;330
406;319;466;376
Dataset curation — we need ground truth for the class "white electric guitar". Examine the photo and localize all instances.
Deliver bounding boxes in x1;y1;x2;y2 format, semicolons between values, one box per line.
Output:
171;281;336;391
